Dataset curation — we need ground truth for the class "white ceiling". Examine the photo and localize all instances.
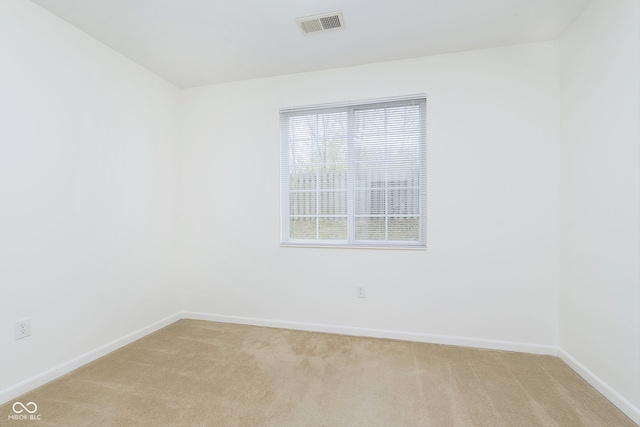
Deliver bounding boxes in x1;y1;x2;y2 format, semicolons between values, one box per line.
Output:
30;0;592;89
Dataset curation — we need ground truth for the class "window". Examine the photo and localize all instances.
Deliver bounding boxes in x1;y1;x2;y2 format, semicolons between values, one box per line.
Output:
280;96;426;248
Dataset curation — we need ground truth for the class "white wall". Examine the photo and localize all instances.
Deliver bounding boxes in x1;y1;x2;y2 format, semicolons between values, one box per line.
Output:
559;0;640;421
179;41;561;353
0;1;181;401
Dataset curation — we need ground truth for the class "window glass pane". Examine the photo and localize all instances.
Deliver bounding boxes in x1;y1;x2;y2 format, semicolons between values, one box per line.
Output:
290;218;317;239
288;112;347;172
318;170;347;190
318;217;347;240
289;138;316;174
355;217;386;241
388;187;408;215
319;190;347;215
388;217;420;241
355;188;384;215
290;172;316;191
289;191;316;215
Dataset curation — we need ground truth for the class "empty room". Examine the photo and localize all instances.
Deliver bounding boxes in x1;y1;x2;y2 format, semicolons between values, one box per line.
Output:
1;0;638;425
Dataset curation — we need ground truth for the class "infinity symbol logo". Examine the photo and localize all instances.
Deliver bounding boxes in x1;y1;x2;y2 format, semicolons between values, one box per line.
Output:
12;401;38;414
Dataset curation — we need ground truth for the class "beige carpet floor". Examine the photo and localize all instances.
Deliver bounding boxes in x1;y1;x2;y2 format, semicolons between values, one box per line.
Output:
1;319;635;426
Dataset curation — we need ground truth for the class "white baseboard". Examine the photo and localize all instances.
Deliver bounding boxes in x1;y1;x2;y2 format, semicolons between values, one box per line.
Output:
183;311;558;356
558;348;640;425
0;312;181;405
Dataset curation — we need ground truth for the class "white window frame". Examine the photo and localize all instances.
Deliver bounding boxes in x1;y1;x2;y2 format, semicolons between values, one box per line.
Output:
280;95;427;249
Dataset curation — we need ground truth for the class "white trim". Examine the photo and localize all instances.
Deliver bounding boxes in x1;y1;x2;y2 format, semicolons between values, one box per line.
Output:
279;243;427;250
183;311;557;356
280;93;427;114
558;348;640;425
280;96;427;249
0;312;181;405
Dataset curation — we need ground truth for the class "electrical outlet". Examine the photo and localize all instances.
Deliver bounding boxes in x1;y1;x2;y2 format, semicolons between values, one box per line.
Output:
14;319;31;340
356;286;366;298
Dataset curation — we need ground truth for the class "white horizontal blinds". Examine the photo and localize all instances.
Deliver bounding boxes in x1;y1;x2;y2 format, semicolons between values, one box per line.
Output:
281;96;426;247
351;98;425;245
283;108;349;241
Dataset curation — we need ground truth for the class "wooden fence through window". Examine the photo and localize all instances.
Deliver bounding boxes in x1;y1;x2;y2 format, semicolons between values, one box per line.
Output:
289;169;421;217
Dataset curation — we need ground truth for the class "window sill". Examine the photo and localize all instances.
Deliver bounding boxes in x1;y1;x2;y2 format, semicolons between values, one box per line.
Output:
279;243;427;251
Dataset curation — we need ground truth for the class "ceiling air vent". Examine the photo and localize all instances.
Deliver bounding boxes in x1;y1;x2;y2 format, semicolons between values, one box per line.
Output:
297;11;345;35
